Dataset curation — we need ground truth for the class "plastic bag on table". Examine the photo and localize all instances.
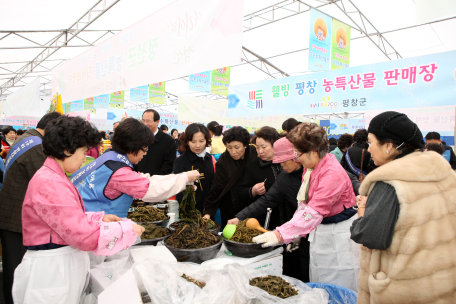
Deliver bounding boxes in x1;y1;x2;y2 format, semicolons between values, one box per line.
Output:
94;255;132;284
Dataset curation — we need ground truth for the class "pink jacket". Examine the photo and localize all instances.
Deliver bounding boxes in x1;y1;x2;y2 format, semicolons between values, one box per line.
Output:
86;146;100;159
22;158;137;255
276;153;355;243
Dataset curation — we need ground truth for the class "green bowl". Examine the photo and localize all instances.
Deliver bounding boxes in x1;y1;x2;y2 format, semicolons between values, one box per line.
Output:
222;224;237;239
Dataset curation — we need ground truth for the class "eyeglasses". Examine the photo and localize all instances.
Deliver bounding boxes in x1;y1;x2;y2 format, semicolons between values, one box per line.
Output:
141;147;148;153
294;149;303;158
141;119;154;124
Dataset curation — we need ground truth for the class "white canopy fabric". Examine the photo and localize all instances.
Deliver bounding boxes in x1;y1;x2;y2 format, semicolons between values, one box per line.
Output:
1;0;455;114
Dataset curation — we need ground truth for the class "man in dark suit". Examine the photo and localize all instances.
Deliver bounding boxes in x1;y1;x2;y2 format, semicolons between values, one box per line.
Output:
425;131;456;170
137;109;176;175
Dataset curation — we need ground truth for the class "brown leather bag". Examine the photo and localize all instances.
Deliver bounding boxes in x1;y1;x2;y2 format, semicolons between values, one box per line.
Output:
358;149;366;182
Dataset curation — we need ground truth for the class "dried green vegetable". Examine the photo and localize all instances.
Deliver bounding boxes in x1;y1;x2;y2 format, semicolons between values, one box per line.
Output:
172;185;217;230
139;223;170;239
127;206;167;222
181;274;206;289
165;220;219;249
249;275;298;299
229;219;263;243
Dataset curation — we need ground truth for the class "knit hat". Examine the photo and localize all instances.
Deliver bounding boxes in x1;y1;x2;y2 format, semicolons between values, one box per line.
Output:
272;137;300;163
368;111;425;149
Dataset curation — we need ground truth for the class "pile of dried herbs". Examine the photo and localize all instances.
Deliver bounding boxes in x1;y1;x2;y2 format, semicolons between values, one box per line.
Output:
165;220;219;249
181;274;206;289
127;206;167;222
171;185;217;230
229;218;263;243
139;223;170;239
249;275;298;299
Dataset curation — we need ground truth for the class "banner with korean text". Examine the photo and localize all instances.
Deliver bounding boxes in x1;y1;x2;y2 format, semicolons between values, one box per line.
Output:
308;9;332;71
83;97;96;114
149;82;165;104
71;100;84;112
210;67;230;96
189;71;211;92
4;77;43;118
52;0;244;103
331;19;351;69
110;91;124;108
228;50;456;117
94;94;109;109
130;85;148;102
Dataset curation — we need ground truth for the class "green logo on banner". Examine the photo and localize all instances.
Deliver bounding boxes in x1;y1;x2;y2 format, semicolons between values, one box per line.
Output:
211;67;231;96
331;19;351;70
110;91;125;109
65;102;71;113
149;82;166;105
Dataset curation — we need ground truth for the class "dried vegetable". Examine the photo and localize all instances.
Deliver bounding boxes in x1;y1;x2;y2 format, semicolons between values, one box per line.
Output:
229;218;263;243
127;206;167;222
139;223;170;239
249;275;298;299
165;219;219;249
181;274;206;289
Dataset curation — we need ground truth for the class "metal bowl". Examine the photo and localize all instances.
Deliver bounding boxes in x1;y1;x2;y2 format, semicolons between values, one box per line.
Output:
168;221;221;235
153;216;170;227
223;238;274;258
163;235;223;264
135;232;170;246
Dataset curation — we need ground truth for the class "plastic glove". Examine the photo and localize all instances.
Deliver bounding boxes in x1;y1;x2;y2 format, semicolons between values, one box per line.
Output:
286;238;301;252
252;231;279;248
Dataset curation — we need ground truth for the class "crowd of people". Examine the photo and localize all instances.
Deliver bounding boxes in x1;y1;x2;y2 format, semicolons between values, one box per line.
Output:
0;109;455;304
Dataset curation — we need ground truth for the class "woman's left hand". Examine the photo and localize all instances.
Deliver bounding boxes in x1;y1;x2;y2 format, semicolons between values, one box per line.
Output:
102;214;122;222
356;195;368;217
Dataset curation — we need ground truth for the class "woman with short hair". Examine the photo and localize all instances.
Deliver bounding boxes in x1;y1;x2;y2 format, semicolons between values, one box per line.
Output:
12;116;145;304
73;118;199;218
350;111;456;304
173;123;215;213
330;133;353;163
203;126;257;229
253;123;359;291
237;126;282;228
1;126;16;159
341;129;371;178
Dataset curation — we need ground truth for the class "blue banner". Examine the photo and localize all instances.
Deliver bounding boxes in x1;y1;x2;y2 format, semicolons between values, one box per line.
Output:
309;9;332;71
94;94;109;109
130;85;148;103
189;71;211;92
71;99;84;112
228;50;456;117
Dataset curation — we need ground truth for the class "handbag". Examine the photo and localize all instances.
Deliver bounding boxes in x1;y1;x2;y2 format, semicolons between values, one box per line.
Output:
358;149;366;182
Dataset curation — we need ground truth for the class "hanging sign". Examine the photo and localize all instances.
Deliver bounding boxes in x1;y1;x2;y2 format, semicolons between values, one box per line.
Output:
331;19;351;69
148;82;166;104
308;9;332;71
210;67;230;96
110;91;124;108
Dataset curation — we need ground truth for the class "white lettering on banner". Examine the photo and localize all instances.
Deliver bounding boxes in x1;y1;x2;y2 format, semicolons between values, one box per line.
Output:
52;0;244;103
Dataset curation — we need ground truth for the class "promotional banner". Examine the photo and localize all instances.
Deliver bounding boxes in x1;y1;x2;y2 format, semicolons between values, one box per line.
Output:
83;97;96;114
130;85;148;102
331;19;351;69
211;67;230;96
0;116;40;128
94;94;109;109
4;77;42;117
308;9;332;71
110;91;125;108
228;50;456;117
66;110;91;121
71;99;84;112
148;82;166;104
52;0;244;103
65;102;71;113
189;70;211;92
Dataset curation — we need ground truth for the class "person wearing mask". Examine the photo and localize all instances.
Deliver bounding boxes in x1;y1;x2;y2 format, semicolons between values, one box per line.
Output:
328;138;337;152
137;109;176;176
1;127;17;159
425;131;456;169
173;124;215;213
73;118;199;218
252;123;359;291
330;133;353;163
228;137;308;282
281;118;300;134
207;121;225;161
12;115;145;304
0;112;62;304
203;127;257;229
170;128;179;151
350;112;456;304
341;129;371;179
160;124;169;134
237;127;282;229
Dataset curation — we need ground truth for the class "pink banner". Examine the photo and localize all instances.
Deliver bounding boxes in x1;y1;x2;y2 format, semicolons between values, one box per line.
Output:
366;105;455;132
52;0;244;103
0;116;40;127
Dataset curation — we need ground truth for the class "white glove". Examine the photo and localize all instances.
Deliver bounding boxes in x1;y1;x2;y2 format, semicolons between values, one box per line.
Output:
252;231;279;248
286;238;301;252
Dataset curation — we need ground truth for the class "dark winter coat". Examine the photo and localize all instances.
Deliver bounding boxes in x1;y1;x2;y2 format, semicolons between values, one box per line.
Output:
136;129;176;176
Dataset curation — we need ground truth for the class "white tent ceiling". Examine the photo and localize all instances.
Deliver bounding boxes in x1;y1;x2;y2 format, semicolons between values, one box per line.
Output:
1;0;455;114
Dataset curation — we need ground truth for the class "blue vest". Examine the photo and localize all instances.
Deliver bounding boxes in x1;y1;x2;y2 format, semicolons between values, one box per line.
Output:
443;150;451;162
72;152;134;218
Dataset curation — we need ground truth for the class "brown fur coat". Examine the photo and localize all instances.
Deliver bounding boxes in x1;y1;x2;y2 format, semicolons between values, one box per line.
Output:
357;151;456;304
